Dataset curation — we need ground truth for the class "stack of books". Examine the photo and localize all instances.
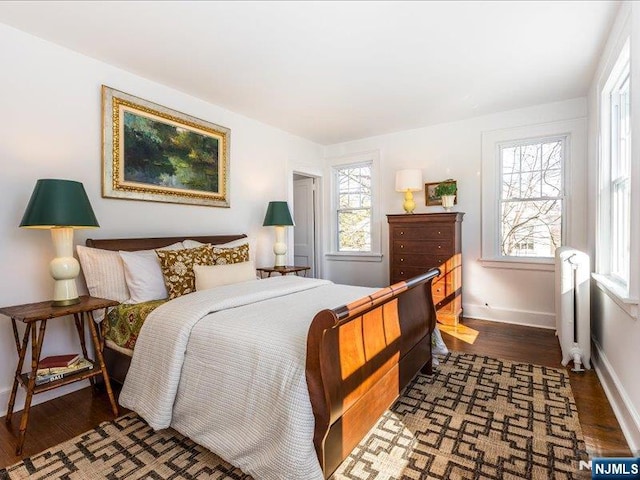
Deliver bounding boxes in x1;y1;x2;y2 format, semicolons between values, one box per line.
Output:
30;354;93;386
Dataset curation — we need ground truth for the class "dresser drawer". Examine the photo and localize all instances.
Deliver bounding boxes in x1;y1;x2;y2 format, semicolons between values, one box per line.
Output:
392;240;455;258
392;252;448;269
391;224;454;241
391;267;436;282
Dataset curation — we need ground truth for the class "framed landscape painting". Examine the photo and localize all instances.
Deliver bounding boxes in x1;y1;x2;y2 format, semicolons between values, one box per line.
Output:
102;86;230;207
425;180;457;206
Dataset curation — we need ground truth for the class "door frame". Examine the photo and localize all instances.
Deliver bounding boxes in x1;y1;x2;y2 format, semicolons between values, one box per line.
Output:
289;169;323;279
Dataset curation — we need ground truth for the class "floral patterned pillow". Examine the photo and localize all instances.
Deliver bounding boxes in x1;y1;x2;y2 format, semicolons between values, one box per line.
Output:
211;243;250;265
156;245;214;299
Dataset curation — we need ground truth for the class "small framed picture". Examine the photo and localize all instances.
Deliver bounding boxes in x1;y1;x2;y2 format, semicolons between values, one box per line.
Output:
425;180;457;206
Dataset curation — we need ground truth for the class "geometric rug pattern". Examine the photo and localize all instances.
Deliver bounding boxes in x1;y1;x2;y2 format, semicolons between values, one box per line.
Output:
2;352;587;479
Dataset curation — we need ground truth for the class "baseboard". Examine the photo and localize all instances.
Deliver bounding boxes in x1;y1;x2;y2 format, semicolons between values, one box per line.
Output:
463;304;555;329
0;380;90;418
591;339;640;455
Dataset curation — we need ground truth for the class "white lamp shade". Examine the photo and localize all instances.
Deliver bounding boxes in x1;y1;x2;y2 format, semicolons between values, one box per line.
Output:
395;169;423;192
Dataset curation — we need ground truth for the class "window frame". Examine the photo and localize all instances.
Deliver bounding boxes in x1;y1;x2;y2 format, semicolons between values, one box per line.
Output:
481;118;585;271
595;37;633;300
326;151;382;262
606;50;631;287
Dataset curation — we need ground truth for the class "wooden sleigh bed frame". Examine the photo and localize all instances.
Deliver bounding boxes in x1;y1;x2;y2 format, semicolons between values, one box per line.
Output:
86;234;439;479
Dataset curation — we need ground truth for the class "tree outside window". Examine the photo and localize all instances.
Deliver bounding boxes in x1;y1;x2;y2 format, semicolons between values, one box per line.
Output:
499;137;565;258
335;163;372;252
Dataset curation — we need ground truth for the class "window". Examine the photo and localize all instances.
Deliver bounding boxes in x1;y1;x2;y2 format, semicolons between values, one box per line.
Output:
600;40;631;287
326;151;381;262
481;117;583;270
335;162;372;252
499;137;565;258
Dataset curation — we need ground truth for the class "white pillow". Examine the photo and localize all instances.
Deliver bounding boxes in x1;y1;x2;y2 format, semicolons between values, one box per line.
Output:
194;261;257;291
119;242;183;303
77;245;130;321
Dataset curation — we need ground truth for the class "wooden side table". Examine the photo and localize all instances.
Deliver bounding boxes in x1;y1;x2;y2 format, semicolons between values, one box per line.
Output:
257;265;311;278
0;295;120;455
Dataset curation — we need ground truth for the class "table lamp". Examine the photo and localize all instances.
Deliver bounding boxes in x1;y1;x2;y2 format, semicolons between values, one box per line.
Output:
395;169;423;214
263;201;294;267
20;179;99;306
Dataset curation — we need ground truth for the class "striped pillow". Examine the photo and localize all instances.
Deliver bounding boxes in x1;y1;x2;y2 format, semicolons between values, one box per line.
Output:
77;245;130;321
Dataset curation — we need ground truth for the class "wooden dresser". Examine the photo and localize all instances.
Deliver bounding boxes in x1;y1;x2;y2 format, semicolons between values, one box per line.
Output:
387;212;464;325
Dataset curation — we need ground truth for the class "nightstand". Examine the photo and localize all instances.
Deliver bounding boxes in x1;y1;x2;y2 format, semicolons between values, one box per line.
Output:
256;266;311;278
0;295;120;455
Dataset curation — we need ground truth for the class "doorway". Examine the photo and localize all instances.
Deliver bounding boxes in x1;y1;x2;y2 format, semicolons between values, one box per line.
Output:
293;173;318;278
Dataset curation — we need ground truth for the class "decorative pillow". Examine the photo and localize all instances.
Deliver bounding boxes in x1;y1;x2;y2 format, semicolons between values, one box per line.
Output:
156;245;215;299
77;245;130;322
211;243;250;265
119;242;183;303
194;261;257;291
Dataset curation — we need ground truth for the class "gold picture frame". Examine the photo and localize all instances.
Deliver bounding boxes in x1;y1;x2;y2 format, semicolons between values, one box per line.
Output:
425;180;457;206
102;86;230;207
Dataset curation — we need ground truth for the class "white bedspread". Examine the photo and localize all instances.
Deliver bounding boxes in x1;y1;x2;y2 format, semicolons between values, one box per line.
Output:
119;276;377;480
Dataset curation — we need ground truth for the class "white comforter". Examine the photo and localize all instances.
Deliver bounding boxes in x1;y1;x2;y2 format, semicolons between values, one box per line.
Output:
119;276;377;480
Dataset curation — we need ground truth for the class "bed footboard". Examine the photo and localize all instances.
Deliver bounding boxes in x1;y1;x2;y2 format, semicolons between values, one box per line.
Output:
306;269;440;478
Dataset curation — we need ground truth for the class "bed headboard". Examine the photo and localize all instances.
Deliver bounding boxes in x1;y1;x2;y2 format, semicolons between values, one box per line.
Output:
86;234;247;251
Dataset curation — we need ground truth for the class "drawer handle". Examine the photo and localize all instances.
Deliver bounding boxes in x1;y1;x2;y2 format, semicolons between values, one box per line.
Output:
400;231;404;235
400;271;404;275
438;245;442;249
400;258;404;262
438;231;441;235
400;244;404;249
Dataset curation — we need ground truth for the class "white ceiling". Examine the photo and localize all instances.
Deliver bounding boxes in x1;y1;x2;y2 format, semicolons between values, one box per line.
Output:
0;1;619;144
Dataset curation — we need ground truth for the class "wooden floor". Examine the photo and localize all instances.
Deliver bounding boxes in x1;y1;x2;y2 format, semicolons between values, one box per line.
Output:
0;318;630;469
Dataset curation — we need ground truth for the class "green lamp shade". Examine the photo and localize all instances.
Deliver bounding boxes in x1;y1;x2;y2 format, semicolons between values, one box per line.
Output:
263;201;294;226
20;179;99;229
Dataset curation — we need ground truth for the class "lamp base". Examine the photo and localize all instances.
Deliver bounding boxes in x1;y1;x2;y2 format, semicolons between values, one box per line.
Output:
49;227;81;307
403;190;416;214
273;225;287;267
52;297;81;307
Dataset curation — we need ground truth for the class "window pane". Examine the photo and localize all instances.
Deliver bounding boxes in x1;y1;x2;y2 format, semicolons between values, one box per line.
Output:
338;209;371;251
501;199;562;257
611;178;630;282
542;169;562;197
542;141;563;170
520;170;541;198
502;146;518;174
520;144;541;172
502;173;520;199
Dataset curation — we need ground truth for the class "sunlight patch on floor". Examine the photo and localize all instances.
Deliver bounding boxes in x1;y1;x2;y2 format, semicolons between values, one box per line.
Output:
439;323;479;345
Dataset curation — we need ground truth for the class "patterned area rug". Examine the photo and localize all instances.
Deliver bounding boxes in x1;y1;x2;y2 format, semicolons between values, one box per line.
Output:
2;353;587;479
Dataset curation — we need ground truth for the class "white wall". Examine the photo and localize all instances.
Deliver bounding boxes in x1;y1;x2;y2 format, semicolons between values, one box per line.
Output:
0;23;322;415
587;2;640;454
323;98;588;328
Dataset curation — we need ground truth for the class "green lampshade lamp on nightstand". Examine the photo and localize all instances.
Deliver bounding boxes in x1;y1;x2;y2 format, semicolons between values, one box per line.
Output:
263;201;295;267
20;179;99;306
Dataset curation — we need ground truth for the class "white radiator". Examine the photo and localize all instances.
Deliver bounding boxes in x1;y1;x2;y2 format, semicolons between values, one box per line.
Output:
555;247;591;371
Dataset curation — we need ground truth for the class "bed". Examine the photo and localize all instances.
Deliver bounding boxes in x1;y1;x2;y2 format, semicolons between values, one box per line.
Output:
83;234;439;479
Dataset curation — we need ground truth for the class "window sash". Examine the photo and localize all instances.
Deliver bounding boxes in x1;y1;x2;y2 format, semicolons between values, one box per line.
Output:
498;137;565;258
609;63;631;285
335;163;372;253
